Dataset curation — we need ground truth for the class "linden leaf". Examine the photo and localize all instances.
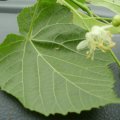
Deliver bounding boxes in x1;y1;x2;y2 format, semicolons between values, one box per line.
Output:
0;1;119;116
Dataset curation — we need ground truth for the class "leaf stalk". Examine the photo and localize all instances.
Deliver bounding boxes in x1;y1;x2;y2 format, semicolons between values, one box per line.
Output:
110;50;120;67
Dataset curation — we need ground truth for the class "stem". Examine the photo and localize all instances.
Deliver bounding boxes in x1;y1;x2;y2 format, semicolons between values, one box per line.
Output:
101;25;113;29
98;17;112;21
71;0;112;23
71;0;93;17
93;15;111;24
110;50;120;67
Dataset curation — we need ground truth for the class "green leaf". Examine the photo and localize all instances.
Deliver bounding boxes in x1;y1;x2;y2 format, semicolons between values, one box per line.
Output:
72;12;105;31
57;0;120;33
40;0;57;4
0;1;119;116
57;0;105;30
69;0;120;33
87;0;120;14
85;0;120;33
76;0;85;3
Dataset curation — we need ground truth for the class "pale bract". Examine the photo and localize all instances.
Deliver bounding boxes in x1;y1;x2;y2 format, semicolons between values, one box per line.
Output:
77;25;116;59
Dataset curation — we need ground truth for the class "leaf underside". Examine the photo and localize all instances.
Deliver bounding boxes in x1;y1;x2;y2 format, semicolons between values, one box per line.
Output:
0;1;119;116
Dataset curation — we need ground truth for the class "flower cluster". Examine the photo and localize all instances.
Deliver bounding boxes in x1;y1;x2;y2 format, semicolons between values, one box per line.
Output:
76;25;115;60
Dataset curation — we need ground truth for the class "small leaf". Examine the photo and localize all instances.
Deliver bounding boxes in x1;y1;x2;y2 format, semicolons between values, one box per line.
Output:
0;1;119;116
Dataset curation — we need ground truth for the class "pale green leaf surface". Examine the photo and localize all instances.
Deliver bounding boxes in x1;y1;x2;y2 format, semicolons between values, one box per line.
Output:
57;0;120;33
0;2;119;116
57;0;105;30
72;12;105;30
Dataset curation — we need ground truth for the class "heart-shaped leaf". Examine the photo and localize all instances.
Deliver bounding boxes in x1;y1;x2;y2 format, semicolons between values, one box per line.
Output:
0;1;119;116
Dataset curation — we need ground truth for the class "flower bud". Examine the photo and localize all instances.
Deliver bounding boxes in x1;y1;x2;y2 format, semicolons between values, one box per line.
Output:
112;15;120;27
